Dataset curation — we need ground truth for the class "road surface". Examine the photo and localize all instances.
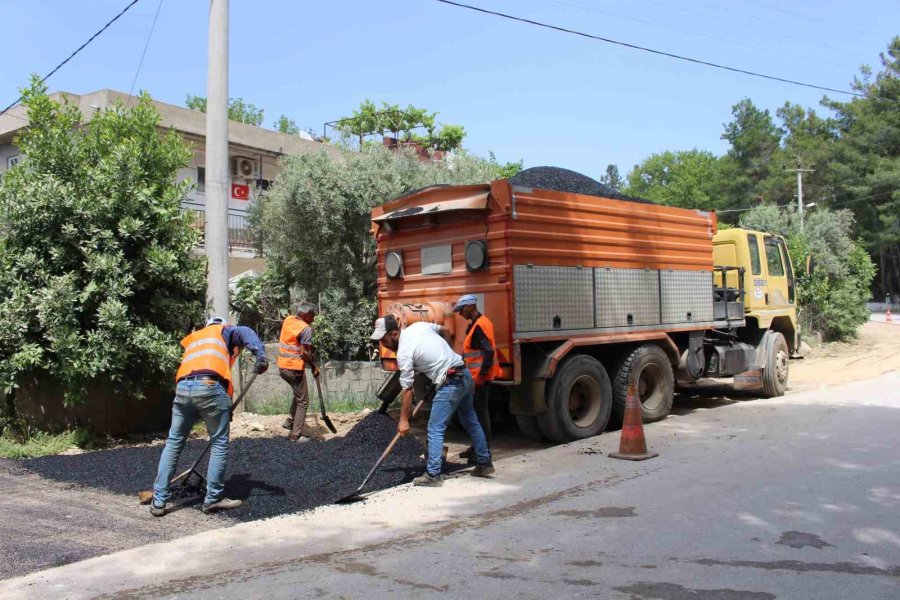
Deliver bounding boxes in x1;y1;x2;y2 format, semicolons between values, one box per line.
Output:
4;370;899;600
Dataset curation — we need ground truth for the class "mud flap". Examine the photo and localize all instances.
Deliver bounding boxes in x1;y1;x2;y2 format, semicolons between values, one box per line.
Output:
733;330;775;392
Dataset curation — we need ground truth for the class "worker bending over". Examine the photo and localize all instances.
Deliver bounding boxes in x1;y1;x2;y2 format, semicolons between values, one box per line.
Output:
371;315;495;486
454;294;502;462
278;302;320;443
151;317;268;517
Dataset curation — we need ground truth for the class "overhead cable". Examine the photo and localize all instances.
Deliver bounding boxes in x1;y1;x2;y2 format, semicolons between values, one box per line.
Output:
433;0;883;101
0;0;142;117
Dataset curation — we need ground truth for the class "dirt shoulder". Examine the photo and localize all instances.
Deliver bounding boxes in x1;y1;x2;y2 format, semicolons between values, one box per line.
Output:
789;321;900;391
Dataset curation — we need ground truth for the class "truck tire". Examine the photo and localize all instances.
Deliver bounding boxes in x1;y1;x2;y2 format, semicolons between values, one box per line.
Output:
515;415;544;441
612;344;674;424
761;331;789;398
537;355;612;443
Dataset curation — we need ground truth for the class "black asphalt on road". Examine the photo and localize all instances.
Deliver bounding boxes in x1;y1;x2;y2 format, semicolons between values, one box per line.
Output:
1;413;429;579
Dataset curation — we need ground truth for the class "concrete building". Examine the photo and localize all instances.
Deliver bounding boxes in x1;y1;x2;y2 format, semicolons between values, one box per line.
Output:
0;89;339;276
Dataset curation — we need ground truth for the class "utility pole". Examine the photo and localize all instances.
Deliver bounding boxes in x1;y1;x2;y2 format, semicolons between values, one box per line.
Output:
785;164;815;231
206;0;229;318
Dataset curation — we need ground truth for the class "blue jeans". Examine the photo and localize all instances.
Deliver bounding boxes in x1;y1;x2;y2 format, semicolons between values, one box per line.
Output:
153;378;231;506
426;369;491;476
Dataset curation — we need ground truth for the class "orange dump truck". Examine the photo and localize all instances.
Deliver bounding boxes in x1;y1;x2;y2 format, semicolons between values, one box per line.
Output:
371;168;796;443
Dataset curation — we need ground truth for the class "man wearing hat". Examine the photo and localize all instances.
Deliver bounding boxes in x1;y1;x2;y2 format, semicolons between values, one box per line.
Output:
150;317;269;517
453;294;502;461
371;315;494;486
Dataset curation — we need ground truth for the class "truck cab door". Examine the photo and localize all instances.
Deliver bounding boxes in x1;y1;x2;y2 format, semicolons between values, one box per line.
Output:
762;235;791;309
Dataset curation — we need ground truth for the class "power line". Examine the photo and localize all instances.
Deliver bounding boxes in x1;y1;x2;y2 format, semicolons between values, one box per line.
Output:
433;0;878;100
128;0;164;98
740;0;878;39
0;0;142;117
642;0;860;58
717;189;896;214
544;0;851;69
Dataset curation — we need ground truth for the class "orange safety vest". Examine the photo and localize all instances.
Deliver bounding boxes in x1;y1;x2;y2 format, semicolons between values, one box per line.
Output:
277;315;310;371
175;324;236;396
463;314;502;385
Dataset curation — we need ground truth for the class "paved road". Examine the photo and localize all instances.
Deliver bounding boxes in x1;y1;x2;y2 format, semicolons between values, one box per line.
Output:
869;312;899;324
4;373;900;600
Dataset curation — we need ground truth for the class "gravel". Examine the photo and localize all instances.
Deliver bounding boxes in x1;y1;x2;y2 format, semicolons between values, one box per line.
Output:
509;166;654;205
20;412;430;523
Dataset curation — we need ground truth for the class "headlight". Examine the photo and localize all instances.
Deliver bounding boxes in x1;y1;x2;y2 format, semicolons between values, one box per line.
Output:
385;251;404;279
465;240;488;271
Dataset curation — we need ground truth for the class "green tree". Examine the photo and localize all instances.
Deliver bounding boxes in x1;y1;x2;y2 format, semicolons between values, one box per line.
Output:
488;152;524;179
336;100;467;153
274;115;300;135
720;98;783;207
0;79;205;405
623;149;726;210
739;205;875;340
824;36;900;300
184;94;265;126
599;164;624;192
251;146;506;358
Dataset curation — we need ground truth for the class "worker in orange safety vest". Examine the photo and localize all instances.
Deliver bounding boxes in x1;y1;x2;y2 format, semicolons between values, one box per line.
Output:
277;301;320;442
453;294;502;462
152;317;268;517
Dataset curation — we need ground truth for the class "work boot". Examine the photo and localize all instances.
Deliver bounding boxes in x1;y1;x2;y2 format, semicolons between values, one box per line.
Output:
288;435;312;444
471;462;496;478
282;418;293;430
202;498;244;514
149;501;168;517
413;473;443;487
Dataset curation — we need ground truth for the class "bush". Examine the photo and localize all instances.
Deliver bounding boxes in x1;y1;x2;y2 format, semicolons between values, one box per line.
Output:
0;78;204;406
740;206;875;340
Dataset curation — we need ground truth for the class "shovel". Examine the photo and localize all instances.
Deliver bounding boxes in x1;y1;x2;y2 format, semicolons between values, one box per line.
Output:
313;372;338;434
335;398;426;504
137;372;258;505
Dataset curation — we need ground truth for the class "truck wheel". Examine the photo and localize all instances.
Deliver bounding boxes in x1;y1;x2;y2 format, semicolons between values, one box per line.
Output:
761;332;789;397
538;355;612;443
612;344;674;423
515;415;544;441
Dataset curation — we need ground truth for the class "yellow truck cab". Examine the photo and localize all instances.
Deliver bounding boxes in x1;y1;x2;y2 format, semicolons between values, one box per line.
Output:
713;228;799;354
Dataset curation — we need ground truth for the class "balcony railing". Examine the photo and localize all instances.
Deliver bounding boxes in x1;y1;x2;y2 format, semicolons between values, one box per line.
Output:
184;206;263;255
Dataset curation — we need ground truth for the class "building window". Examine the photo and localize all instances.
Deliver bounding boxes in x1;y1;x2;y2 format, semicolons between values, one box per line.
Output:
197;167;206;193
7;155;23;169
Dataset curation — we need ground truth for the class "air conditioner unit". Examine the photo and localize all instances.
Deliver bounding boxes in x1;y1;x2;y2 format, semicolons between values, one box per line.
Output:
231;156;259;179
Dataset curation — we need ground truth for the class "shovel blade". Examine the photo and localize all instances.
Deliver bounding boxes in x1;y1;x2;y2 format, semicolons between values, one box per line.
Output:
323;415;338;434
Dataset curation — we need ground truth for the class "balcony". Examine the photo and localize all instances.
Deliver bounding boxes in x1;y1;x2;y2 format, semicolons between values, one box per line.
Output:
184;206;263;256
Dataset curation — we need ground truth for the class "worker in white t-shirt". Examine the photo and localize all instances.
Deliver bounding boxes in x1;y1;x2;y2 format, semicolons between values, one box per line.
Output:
370;315;495;486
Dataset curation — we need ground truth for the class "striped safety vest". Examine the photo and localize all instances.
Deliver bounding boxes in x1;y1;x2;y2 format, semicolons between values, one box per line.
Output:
463;314;502;385
175;324;236;396
277;315;310;371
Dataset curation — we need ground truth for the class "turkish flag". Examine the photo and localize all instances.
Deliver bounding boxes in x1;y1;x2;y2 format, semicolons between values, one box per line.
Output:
231;183;250;200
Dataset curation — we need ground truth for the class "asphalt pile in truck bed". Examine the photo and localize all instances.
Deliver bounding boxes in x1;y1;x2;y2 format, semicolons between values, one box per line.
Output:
509;166;654;205
21;412;429;522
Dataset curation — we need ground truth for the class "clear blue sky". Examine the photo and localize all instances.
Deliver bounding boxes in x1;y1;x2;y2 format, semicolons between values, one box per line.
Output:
2;0;897;179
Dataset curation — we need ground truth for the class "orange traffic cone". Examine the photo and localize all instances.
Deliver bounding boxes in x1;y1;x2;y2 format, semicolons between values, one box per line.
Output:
887;307;893;323
609;384;659;461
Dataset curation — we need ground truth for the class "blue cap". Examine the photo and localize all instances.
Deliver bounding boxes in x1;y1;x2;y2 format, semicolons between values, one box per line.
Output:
453;294;478;312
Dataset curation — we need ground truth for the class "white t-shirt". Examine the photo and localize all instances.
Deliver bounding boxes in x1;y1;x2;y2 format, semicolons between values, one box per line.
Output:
396;322;464;390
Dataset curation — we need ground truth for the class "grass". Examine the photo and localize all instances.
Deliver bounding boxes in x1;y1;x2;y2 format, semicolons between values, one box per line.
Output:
0;428;95;459
245;394;380;416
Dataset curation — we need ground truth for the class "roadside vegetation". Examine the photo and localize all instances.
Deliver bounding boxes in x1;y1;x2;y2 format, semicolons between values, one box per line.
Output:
619;36;899;333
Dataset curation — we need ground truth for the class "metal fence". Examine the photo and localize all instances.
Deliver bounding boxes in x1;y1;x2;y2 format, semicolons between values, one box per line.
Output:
866;302;900;313
184;206;263;254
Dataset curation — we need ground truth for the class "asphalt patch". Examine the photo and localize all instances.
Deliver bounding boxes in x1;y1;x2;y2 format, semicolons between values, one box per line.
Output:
21;413;437;522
